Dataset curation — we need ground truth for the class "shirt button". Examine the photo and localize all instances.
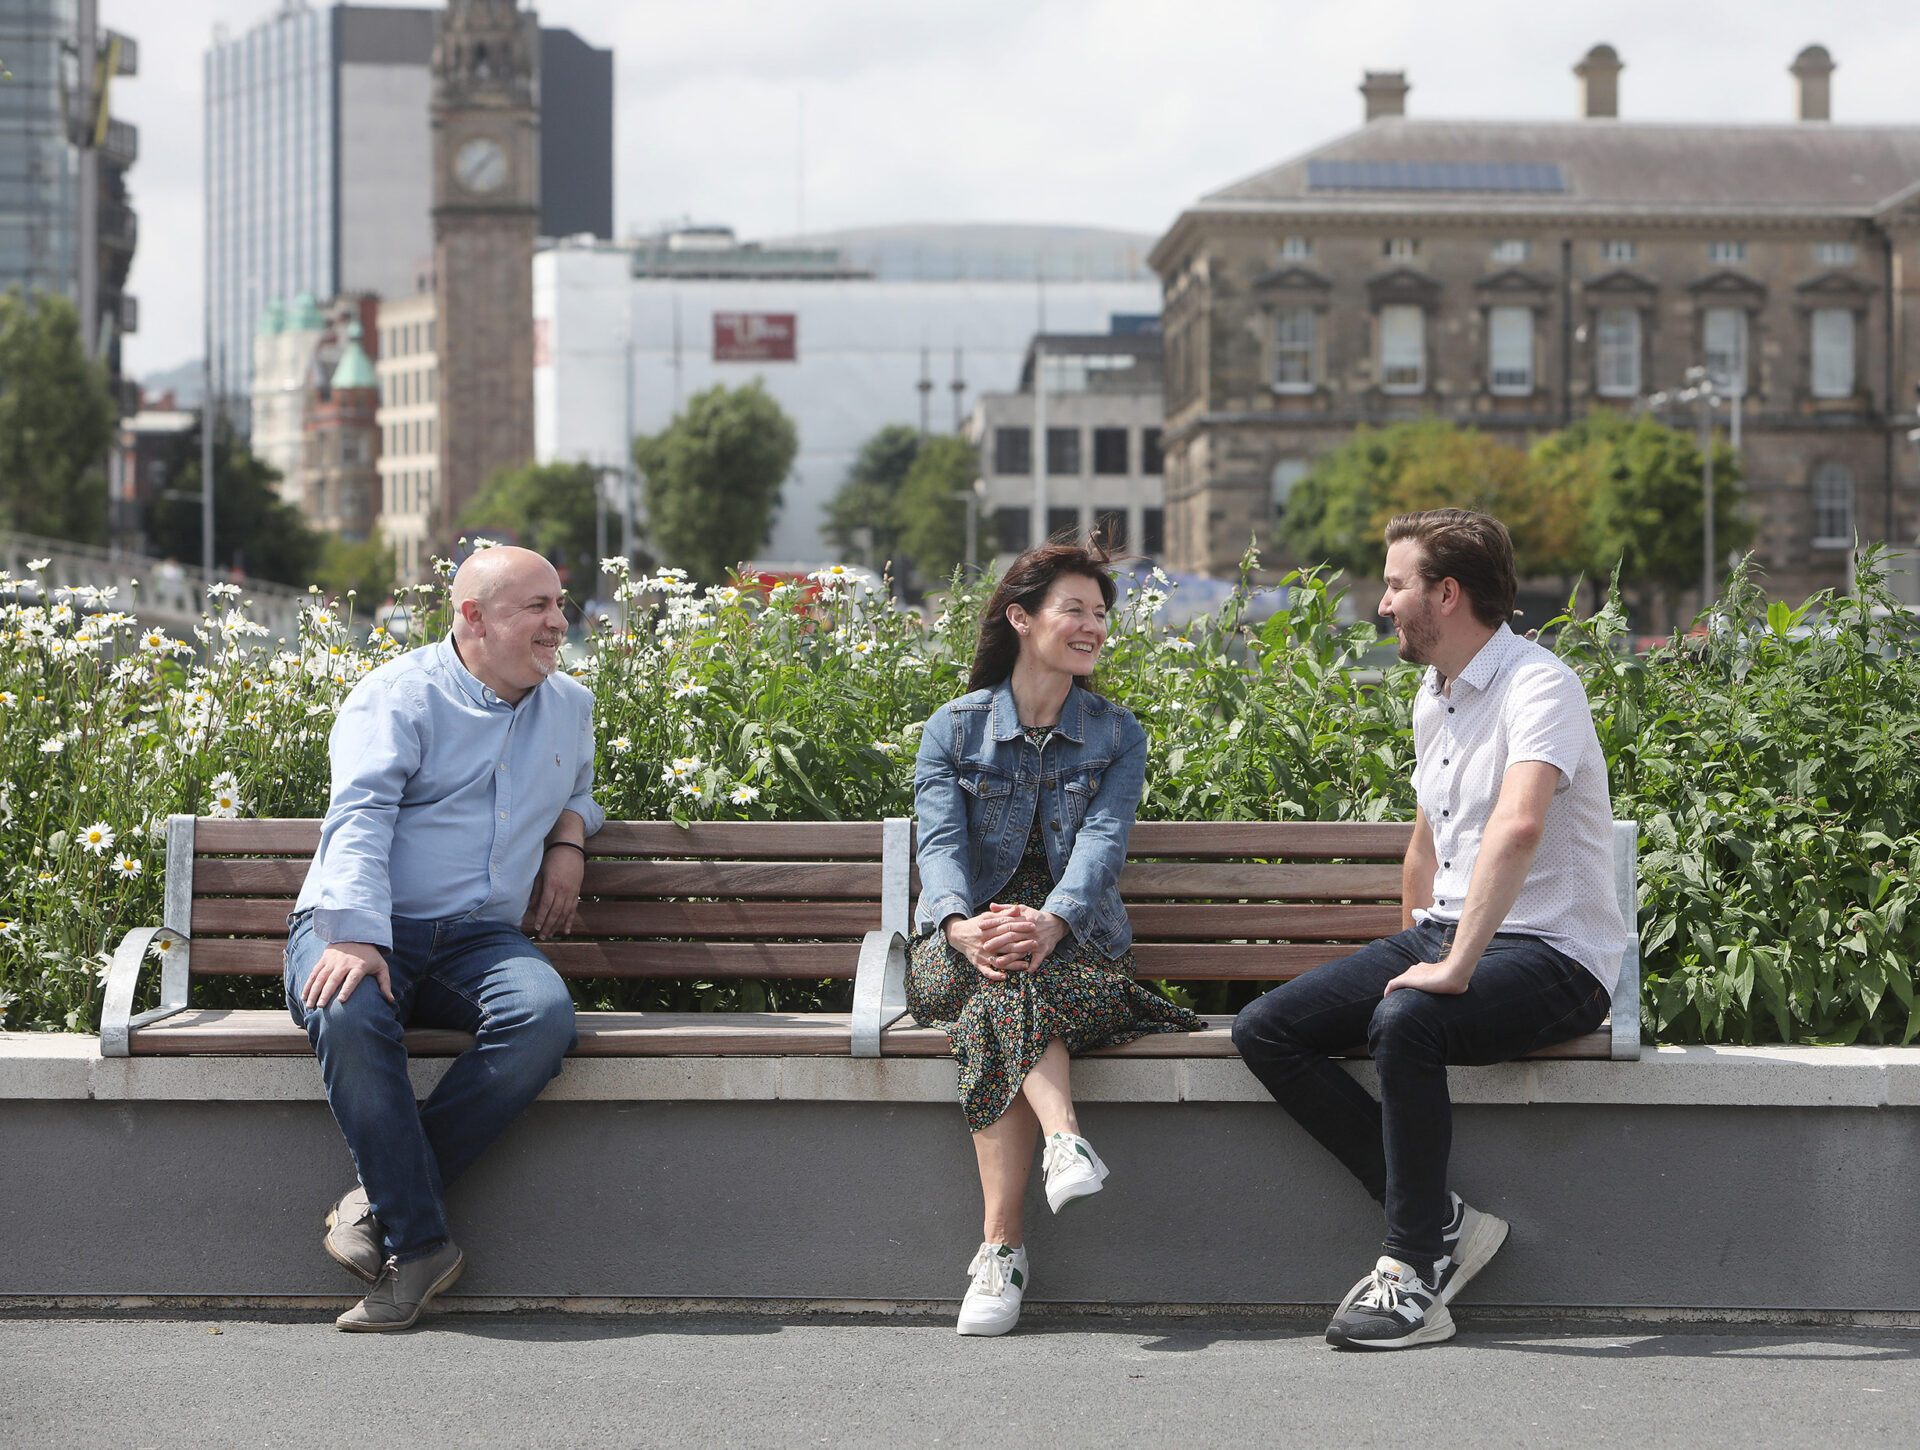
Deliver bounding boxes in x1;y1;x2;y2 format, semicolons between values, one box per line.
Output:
1442;758;1449;765
1443;861;1451;869
1443;810;1450;817
499;812;507;820
1049;820;1060;831
1447;707;1455;714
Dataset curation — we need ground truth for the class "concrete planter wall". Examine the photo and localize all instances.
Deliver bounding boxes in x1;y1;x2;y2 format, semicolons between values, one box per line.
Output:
4;1037;1918;1310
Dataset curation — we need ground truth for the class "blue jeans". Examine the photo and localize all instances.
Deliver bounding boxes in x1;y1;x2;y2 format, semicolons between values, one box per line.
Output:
284;911;577;1262
1231;920;1607;1273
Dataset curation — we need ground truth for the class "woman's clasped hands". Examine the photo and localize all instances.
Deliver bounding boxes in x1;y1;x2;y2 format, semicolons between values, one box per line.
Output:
943;903;1069;982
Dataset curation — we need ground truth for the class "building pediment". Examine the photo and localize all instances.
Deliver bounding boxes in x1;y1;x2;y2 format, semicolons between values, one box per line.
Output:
1794;269;1878;301
1581;268;1657;305
1251;264;1332;294
1365;266;1441;308
1472;267;1554;298
1684;269;1767;307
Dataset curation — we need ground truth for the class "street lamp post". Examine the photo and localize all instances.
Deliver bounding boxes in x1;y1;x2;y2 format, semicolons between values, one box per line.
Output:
1646;365;1723;615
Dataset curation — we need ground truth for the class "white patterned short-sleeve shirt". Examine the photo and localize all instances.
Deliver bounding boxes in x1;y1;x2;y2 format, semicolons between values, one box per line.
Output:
1411;624;1627;990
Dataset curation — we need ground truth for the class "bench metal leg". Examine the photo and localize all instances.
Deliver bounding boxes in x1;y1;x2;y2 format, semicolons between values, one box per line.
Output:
99;926;189;1058
850;929;909;1058
1610;819;1642;1062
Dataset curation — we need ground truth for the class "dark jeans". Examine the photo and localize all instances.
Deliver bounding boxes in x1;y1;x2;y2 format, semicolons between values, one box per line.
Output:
1231;919;1607;1272
285;911;577;1262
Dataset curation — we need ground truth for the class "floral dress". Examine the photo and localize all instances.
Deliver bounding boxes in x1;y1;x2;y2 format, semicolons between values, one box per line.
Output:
906;723;1204;1131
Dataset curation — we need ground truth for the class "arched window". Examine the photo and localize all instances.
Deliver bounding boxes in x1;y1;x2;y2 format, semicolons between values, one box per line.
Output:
1811;462;1853;549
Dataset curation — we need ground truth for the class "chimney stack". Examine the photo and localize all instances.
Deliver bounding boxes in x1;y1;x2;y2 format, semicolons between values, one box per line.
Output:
1792;45;1834;122
1360;71;1409;123
1575;44;1622;119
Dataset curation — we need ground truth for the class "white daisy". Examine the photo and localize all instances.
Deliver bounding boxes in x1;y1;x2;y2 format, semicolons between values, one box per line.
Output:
111;855;143;880
79;822;116;856
729;784;760;805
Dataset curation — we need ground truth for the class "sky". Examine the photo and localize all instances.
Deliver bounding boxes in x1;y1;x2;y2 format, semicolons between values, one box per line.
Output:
111;0;1920;380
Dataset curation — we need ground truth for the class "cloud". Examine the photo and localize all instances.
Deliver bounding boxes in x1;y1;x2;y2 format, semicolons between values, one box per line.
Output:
115;0;1920;380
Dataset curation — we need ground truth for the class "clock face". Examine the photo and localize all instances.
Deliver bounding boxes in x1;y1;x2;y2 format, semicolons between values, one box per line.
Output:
454;137;510;195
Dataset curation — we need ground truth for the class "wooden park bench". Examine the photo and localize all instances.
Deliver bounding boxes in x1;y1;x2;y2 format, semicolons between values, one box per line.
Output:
100;817;1641;1062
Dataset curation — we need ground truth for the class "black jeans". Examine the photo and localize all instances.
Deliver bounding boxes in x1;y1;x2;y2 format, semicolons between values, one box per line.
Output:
1231;919;1607;1272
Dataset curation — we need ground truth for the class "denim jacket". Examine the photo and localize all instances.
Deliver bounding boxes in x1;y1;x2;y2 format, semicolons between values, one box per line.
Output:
912;679;1148;958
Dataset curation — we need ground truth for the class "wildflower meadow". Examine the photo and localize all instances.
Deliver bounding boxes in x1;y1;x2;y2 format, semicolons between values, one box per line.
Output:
2;546;1918;1046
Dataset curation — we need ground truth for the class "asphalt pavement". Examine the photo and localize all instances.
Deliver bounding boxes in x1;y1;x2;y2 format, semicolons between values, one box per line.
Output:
4;1309;1918;1449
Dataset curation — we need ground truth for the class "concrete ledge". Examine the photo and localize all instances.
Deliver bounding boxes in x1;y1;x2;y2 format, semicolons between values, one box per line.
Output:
8;1034;1920;1310
9;1034;1920;1107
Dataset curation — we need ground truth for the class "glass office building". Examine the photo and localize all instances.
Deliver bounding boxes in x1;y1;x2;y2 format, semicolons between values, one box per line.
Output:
0;0;82;303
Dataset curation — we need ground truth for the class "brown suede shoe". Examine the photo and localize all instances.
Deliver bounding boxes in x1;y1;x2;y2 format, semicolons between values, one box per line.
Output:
323;1186;384;1285
335;1241;465;1332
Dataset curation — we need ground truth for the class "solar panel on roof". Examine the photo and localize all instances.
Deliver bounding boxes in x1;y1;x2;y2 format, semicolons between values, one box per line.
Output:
1306;160;1566;193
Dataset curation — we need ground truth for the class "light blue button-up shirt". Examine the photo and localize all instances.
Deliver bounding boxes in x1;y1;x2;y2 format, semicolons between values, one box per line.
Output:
295;636;605;949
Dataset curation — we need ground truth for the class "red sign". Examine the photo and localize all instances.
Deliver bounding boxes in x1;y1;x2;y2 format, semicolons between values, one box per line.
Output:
713;312;796;362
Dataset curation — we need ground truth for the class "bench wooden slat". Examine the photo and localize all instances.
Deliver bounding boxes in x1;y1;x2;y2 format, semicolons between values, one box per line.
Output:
1130;942;1371;977
1117;822;1414;860
189;898;881;938
1128;903;1404;941
127;1010;860;1057
127;1010;1613;1061
192;859;887;901
187;938;862;978
190;819;892;860
1116;862;1403;901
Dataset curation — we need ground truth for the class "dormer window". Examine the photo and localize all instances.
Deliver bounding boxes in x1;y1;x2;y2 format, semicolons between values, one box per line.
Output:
1279;236;1313;260
1599;239;1637;264
1813;241;1858;267
1491;239;1530;264
1382;237;1420;262
1708;241;1748;265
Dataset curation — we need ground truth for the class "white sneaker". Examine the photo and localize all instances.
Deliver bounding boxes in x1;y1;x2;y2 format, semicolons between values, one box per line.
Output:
956;1242;1028;1337
1042;1131;1109;1213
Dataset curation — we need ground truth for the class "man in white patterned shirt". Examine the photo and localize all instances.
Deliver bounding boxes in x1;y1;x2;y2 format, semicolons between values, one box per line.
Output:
1234;509;1627;1351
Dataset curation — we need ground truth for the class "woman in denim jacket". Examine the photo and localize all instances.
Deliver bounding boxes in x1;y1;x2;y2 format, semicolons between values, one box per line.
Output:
909;542;1202;1337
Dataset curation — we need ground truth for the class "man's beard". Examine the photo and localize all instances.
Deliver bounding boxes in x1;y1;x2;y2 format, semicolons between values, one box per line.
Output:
1393;601;1439;665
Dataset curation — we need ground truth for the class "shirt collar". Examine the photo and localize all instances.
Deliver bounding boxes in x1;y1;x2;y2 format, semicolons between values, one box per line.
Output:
437;634;515;710
988;678;1089;742
1426;623;1520;699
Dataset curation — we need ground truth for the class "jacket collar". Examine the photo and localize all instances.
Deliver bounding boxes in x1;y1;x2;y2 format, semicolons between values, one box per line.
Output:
989;677;1089;743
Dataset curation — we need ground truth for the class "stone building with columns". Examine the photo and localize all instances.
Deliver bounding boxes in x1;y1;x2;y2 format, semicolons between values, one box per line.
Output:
1150;44;1920;606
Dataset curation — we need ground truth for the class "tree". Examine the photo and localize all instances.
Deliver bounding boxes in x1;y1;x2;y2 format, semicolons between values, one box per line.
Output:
891;434;975;590
316;528;396;604
1282;420;1560;581
458;459;601;593
0;288;117;544
633;381;797;585
146;420;323;586
823;424;922;569
1534;408;1751;619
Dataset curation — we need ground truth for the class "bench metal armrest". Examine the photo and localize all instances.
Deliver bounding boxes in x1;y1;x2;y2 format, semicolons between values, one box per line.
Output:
850;929;909;1058
1610;819;1642;1062
99;925;189;1057
850;816;913;1058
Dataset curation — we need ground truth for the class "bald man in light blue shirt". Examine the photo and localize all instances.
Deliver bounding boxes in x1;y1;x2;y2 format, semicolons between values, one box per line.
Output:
285;546;605;1332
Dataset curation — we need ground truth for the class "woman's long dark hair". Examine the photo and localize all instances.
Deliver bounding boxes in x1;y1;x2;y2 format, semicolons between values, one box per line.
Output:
966;541;1120;693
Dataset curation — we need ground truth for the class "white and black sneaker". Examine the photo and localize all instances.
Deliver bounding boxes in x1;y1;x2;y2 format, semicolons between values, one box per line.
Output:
1335;1192;1511;1317
1433;1192;1509;1303
1325;1256;1455;1350
956;1242;1029;1337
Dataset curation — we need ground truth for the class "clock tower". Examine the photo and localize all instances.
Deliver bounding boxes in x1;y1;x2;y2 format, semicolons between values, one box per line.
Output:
431;0;540;538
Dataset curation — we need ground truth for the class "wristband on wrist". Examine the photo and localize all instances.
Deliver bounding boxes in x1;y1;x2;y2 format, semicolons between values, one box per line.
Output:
544;840;587;857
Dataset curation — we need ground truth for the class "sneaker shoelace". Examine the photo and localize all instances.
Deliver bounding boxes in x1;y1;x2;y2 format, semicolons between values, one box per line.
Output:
966;1245;1014;1299
1354;1265;1429;1315
1041;1134;1086;1178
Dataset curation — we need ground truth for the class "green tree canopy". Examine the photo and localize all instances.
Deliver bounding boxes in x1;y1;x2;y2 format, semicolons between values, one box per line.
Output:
146;420;323;587
0;288;117;544
1531;409;1751;607
823;424;922;568
1282;420;1569;581
633;380;797;585
316;528;397;604
891;434;976;591
458;459;601;594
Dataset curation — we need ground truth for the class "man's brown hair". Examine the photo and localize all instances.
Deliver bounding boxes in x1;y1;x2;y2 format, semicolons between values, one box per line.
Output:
1383;509;1517;630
